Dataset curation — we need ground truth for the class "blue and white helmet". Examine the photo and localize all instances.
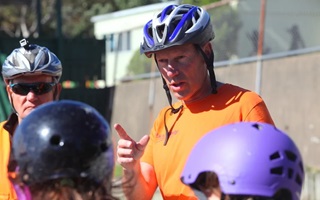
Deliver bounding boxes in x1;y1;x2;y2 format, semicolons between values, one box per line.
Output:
2;39;62;84
140;4;215;57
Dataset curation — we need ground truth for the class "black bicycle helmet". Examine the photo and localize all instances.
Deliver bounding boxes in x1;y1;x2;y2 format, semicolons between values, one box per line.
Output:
12;100;114;187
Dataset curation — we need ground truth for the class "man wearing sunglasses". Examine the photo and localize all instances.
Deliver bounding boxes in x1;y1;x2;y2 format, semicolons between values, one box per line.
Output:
0;39;62;200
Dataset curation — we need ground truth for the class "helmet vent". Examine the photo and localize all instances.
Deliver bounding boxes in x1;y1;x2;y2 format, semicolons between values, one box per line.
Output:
288;168;293;178
156;24;166;39
270;167;283;175
284;150;297;162
251;123;263;130
147;26;153;38
170;18;180;32
193;9;200;20
50;135;63;146
269;151;280;160
158;5;174;20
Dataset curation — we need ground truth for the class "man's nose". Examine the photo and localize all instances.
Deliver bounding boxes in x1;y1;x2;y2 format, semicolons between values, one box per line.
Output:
165;64;179;78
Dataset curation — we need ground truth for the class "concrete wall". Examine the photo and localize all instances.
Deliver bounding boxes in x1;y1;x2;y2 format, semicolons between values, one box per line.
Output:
111;51;320;168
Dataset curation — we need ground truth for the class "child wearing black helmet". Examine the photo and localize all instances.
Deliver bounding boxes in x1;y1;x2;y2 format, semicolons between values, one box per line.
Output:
10;100;119;200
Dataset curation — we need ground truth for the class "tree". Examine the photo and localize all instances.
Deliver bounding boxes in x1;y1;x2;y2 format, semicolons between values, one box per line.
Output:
127;48;153;76
181;0;218;6
208;4;242;61
0;0;162;38
0;1;56;38
0;0;222;38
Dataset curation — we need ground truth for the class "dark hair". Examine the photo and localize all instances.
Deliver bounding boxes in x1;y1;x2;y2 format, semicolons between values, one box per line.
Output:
189;171;220;192
228;190;292;200
190;171;294;200
11;173;121;200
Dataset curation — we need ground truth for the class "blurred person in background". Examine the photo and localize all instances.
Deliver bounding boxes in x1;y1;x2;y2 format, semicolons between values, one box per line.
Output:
0;38;62;199
115;4;275;200
181;122;304;200
10;100;118;200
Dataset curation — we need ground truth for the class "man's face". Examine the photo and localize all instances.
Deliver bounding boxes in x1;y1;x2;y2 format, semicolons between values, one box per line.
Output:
6;75;61;122
155;43;211;103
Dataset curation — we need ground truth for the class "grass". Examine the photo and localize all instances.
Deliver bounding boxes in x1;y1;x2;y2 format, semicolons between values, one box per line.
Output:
113;164;123;178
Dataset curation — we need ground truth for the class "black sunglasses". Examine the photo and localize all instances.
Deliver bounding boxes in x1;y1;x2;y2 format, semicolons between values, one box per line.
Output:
9;82;56;96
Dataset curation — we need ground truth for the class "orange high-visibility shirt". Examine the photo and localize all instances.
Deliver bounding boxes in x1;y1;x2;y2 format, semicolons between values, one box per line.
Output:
141;84;274;200
0;118;17;200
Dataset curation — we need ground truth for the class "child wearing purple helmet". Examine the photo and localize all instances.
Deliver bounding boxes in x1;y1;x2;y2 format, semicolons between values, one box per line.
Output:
181;122;304;200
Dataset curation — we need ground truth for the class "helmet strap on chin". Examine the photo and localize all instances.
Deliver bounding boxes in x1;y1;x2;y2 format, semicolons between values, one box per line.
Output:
53;84;59;100
195;44;217;94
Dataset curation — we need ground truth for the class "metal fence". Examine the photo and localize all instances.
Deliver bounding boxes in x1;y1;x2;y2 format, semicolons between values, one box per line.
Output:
206;2;320;198
205;0;320;62
0;38;112;120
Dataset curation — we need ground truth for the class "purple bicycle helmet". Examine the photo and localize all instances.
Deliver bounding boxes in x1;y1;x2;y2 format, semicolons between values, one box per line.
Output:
12;100;114;187
2;38;62;84
181;122;304;200
140;4;214;57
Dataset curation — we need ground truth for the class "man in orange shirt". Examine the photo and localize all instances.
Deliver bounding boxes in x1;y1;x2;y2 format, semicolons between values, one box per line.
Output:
115;4;274;200
0;39;62;200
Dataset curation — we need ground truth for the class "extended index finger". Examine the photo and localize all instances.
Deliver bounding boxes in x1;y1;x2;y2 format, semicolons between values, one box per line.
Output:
114;123;133;141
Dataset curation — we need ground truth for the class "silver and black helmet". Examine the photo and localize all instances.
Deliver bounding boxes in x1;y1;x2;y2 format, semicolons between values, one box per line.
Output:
2;39;62;84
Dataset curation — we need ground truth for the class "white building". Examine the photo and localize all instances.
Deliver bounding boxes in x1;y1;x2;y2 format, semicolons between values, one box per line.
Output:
90;1;178;87
91;0;320;87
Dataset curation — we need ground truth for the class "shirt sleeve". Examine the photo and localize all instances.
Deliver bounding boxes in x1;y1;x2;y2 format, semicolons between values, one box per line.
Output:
242;92;275;125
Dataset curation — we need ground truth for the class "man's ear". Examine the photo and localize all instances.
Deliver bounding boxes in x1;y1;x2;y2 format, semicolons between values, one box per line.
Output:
6;85;13;104
54;83;62;100
203;42;213;58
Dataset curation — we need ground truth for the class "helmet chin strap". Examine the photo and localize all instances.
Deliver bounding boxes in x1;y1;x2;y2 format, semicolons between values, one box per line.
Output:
154;55;182;114
8;80;19;116
153;48;217;145
161;79;182;114
195;44;217;94
10;95;18;116
153;44;217;114
153;55;182;146
53;84;59;100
